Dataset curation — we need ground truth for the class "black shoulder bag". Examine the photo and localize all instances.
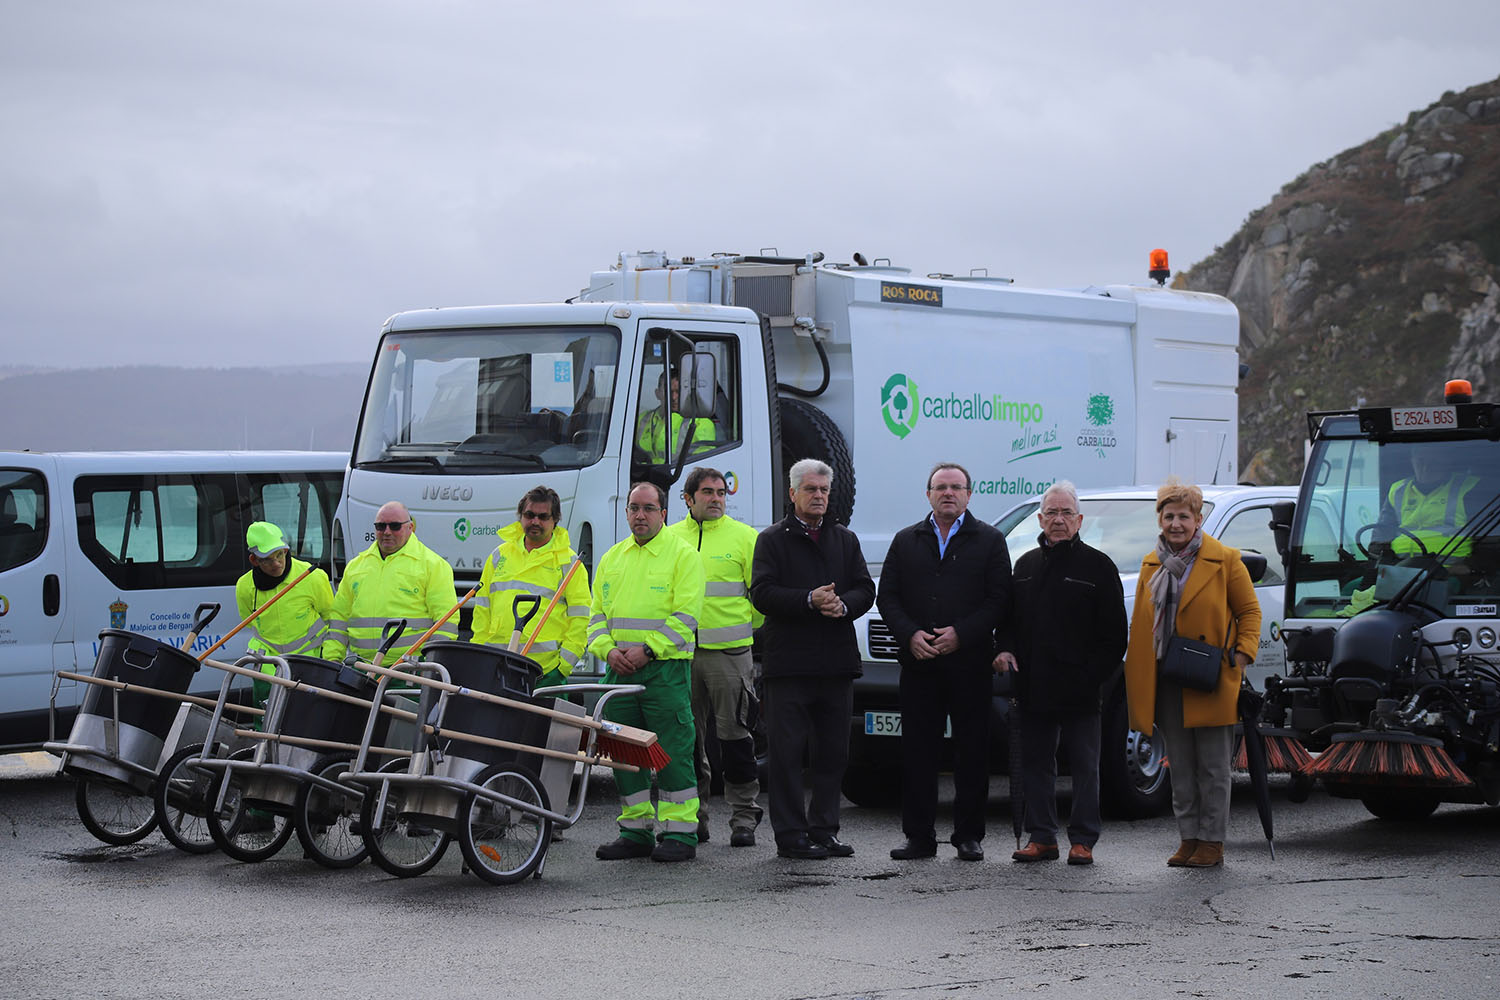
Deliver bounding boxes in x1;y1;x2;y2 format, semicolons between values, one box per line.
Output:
1160;621;1234;693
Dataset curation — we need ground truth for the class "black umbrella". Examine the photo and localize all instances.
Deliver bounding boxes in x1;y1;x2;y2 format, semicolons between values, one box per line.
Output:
1237;682;1275;860
996;670;1025;850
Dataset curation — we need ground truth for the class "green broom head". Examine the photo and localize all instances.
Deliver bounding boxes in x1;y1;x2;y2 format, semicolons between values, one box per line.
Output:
1304;730;1474;788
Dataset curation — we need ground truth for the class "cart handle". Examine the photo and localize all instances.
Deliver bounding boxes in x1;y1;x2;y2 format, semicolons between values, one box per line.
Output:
55;670;263;717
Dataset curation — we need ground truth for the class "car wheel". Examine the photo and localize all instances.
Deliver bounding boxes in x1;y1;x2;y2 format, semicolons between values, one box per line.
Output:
1100;694;1171;819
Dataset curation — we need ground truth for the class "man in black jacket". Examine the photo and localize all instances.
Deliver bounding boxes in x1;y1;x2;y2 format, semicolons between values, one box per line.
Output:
995;480;1127;866
878;462;1011;861
750;458;875;860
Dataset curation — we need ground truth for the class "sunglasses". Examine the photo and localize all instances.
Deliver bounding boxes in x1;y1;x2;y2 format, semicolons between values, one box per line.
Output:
521;510;555;521
373;520;409;532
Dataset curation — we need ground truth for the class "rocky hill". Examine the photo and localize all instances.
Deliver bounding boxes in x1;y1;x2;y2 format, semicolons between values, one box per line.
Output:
1180;75;1500;484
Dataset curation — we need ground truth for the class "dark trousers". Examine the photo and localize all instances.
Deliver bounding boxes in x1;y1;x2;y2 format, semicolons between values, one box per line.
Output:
899;661;992;845
763;674;852;845
1018;709;1102;848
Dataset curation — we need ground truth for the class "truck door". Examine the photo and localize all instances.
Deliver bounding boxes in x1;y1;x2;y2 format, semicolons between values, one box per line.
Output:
0;462;67;748
1168;417;1232;484
630;321;758;523
1214;500;1290;688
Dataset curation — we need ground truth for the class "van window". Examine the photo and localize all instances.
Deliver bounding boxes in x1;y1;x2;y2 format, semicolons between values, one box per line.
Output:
1218;505;1284;586
75;475;236;590
248;472;341;563
632;333;742;472
0;468;47;572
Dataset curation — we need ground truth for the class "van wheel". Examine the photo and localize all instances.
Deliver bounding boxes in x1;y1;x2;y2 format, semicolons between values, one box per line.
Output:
841;765;900;808
778;397;855;525
1100;695;1171;818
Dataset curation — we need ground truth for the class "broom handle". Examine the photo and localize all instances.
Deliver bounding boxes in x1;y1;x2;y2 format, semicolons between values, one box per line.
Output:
362;660;607;733
197;565;317;662
519;559;583;656
56;670;264;718
396;585;479;661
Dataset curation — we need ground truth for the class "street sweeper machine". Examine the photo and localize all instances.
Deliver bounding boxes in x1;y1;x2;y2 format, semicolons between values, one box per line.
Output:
1262;379;1500;819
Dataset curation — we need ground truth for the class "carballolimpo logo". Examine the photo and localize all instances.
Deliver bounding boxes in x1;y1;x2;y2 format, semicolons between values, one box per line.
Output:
881;373;920;439
454;517;470;541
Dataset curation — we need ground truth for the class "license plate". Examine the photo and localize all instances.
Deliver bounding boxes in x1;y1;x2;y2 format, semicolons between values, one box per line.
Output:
863;711;952;737
1389;406;1456;430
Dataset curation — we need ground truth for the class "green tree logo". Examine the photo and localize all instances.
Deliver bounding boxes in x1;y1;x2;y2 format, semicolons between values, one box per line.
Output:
453;517;470;541
881;373;920;439
1086;393;1115;427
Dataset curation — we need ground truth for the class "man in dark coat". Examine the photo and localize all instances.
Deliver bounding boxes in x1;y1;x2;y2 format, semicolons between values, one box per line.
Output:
750;458;875;860
995;480;1127;866
877;462;1012;861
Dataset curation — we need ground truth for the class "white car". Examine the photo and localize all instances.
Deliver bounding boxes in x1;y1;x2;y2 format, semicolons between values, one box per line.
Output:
848;484;1306;817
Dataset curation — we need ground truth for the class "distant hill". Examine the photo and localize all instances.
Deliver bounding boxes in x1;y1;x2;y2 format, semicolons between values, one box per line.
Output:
0;364;367;452
1181;75;1500;484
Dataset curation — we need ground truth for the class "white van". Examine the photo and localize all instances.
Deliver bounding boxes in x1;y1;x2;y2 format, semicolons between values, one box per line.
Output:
0;451;347;750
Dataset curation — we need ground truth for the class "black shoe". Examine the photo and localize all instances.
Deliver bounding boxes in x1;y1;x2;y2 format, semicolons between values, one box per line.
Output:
730;827;756;848
651;838;696;863
697;820;711;843
954;839;984;862
596;836;654;860
776;833;830;859
813;835;854;857
889;839;938;860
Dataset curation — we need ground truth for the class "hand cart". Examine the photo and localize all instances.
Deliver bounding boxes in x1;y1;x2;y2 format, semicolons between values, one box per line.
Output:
343;637;658;886
43;604;254;852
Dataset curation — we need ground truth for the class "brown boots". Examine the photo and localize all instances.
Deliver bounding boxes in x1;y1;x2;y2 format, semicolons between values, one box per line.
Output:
1168;839;1224;867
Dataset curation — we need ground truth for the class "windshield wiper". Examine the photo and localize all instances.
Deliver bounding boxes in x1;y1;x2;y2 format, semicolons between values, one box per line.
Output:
451;448;550;471
356;455;445;470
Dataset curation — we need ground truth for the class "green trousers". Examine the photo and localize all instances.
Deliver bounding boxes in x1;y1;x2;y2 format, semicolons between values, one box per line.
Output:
603;657;700;845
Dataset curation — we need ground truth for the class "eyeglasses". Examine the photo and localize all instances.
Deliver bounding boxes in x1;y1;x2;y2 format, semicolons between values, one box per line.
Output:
520;510;555;521
373;520;409;532
1040;509;1078;521
625;504;662;515
928;484;969;493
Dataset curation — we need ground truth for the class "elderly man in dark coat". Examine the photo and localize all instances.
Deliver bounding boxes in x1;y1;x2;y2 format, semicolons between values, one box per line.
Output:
751;458;875;860
995;480;1127;866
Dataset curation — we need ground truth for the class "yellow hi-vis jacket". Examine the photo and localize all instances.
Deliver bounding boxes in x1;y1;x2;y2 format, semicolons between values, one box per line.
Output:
235;557;334;658
323;532;457;663
666;513;762;649
1388;474;1481;557
471;522;591;677
636;410;715;464
587;529;705;661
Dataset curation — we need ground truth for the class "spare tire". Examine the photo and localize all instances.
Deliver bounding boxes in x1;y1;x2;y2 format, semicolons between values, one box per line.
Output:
778;397;855;525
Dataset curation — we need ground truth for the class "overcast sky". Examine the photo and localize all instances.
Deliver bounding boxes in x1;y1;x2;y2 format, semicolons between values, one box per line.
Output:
3;1;1498;369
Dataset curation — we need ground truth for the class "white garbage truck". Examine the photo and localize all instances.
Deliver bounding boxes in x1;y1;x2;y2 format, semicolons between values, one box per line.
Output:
335;248;1242;809
338;248;1239;581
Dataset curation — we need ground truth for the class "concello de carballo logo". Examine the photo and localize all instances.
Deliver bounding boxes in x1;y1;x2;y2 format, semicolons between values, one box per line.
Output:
881;373;920;439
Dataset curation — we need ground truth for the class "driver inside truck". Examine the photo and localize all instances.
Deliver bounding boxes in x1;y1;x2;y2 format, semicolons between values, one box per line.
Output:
1382;449;1482;561
636;371;715;464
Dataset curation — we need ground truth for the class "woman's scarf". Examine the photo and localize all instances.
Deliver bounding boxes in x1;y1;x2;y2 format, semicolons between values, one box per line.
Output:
1148;529;1203;660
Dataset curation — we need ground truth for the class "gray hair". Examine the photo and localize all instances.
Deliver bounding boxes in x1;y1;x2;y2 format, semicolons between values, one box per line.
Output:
1041;480;1078;510
789;458;833;491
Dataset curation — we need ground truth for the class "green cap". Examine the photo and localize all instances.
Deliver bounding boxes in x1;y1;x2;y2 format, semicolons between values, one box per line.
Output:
246;522;290;558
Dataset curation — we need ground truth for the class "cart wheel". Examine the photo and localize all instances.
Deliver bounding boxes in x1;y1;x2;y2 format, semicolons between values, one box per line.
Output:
459;764;552;886
154;743;220;855
76;775;157;846
294;754;368;869
361;757;451;878
206;748;294;863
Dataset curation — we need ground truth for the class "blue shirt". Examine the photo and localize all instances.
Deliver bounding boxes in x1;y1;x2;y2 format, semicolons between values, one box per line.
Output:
929;512;966;559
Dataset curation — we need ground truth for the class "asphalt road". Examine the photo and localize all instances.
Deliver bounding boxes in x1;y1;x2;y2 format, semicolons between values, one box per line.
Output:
2;758;1497;1000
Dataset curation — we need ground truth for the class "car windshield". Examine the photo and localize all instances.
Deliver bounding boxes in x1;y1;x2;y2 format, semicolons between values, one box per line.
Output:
353;326;620;472
1288;423;1500;618
996;498;1215;572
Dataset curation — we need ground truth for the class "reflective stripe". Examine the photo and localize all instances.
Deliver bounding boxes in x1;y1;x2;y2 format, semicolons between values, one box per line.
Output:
609;616;670;631
488;580;555;599
698;623;753;644
589;614;608;629
621;789;652;808
565;606;590;618
675;614;698;631
704;581;748;598
347;616;436;631
662;818;699;834
471;595;490;610
558;649;580;667
252;618;327;655
660;786;699;804
660;628;693;653
527;640;560;653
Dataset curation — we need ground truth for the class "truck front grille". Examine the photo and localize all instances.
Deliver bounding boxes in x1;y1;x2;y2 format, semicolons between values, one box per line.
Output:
867;619;900;660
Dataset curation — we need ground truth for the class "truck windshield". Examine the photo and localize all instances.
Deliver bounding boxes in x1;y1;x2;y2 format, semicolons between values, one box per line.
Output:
1289;422;1500;618
353;326;620;472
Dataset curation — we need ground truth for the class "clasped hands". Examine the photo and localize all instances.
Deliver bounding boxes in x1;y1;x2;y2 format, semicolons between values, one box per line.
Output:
910;625;960;660
810;582;846;619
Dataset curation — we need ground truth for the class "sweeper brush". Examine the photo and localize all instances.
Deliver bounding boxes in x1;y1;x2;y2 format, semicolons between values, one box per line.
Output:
1303;731;1475;788
1233;727;1315;773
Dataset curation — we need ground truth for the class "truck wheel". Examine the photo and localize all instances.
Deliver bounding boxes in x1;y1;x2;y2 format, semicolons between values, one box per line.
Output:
778;397;855;525
841;764;900;808
1100;696;1171;818
1359;791;1440;821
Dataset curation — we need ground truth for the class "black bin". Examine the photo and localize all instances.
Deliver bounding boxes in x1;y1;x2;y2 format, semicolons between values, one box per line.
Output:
421;641;549;769
280;655;389;747
80;629;201;740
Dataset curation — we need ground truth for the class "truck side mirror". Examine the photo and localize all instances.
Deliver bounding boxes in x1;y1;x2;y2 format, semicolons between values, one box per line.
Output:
1240;551;1268;584
1269;501;1295;563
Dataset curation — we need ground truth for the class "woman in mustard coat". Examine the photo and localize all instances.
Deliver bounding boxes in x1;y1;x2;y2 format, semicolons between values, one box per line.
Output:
1124;481;1261;868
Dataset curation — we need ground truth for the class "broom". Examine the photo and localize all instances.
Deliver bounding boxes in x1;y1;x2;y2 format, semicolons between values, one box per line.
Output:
1302;731;1474;788
1233;726;1315;773
196;566;317;662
